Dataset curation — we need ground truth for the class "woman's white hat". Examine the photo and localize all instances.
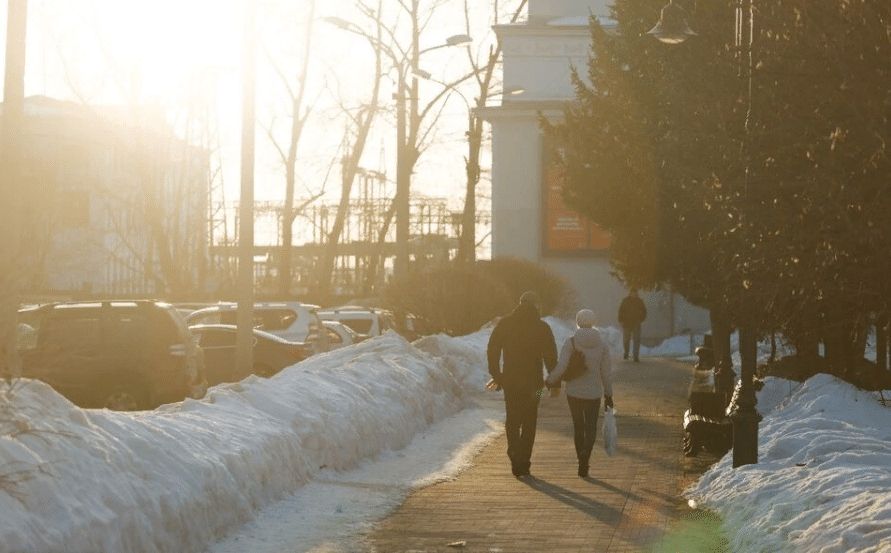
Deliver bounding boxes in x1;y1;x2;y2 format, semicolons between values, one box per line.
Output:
576;309;596;327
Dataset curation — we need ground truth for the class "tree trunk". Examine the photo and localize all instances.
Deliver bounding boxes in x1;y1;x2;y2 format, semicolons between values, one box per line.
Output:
710;307;733;372
851;314;868;361
362;200;396;297
456;121;480;264
822;318;849;376
316;171;354;302
794;334;820;359
710;306;735;406
877;312;888;372
278;209;295;297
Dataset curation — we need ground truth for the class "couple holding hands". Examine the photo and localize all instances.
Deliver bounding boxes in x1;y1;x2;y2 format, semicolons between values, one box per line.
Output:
487;292;614;479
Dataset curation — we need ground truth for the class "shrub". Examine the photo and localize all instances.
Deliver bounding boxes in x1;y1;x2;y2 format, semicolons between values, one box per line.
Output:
382;258;577;336
382;266;512;336
477;257;577;317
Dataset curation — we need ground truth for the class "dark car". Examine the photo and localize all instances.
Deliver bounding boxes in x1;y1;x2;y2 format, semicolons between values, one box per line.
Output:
188;324;310;386
18;300;207;411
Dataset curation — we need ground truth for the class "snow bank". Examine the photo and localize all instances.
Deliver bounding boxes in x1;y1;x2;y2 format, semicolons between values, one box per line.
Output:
686;375;891;553
0;332;476;553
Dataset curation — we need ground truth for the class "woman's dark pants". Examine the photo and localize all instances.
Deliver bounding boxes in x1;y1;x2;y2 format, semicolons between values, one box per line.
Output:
567;395;601;470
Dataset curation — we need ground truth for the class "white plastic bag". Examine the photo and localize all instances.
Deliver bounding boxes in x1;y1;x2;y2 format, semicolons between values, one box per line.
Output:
602;408;617;457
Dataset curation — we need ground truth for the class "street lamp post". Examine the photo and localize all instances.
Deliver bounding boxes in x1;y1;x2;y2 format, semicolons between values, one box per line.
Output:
650;0;761;467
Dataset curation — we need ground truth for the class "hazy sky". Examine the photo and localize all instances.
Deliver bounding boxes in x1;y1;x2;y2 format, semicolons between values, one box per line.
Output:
5;0;508;247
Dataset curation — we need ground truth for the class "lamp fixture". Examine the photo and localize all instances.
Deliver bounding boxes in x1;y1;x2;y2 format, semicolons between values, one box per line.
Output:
647;1;696;44
445;34;472;47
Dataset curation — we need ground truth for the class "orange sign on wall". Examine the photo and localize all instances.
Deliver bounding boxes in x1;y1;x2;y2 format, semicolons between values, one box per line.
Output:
542;155;611;256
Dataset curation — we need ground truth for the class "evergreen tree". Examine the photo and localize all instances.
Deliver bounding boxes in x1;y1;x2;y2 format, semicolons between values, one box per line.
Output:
547;0;891;377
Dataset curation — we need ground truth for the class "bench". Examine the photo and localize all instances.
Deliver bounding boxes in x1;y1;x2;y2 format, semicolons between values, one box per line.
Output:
683;367;733;457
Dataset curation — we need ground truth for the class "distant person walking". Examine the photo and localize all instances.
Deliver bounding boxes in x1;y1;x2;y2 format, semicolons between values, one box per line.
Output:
618;289;647;362
545;309;613;478
487;291;558;477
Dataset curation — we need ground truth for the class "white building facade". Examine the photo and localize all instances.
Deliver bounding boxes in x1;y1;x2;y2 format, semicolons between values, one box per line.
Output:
480;0;710;344
12;96;210;300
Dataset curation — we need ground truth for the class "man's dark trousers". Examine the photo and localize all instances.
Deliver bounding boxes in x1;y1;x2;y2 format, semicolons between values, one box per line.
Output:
504;386;541;475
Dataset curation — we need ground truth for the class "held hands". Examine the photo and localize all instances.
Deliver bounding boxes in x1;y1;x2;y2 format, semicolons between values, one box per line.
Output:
604;395;614;410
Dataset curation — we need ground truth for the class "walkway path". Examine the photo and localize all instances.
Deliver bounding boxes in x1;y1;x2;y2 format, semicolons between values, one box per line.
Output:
366;356;725;553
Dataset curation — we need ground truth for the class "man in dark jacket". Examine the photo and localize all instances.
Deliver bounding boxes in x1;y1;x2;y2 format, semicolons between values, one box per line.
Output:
618;288;647;362
487;291;558;477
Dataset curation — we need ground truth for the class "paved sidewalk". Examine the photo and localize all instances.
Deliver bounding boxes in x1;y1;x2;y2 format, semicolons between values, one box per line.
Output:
366;357;722;553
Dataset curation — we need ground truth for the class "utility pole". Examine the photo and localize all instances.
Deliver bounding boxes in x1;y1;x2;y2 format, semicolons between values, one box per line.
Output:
236;0;256;378
0;0;28;382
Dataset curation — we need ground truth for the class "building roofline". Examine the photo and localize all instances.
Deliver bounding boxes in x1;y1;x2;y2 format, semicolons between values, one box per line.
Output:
493;16;617;35
475;100;570;122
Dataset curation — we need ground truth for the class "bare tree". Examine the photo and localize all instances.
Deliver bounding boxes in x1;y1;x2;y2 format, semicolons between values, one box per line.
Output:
455;0;527;264
257;0;325;297
328;0;476;282
314;40;385;301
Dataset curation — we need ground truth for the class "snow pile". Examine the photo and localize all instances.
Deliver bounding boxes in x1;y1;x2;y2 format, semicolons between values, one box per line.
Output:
687;375;891;553
5;316;891;553
0;332;477;553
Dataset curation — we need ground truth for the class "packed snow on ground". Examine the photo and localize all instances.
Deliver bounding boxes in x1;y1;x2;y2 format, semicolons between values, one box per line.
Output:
1;318;889;553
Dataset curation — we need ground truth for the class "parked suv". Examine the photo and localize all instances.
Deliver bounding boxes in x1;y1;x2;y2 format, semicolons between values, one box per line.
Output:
184;302;329;354
17;300;207;411
316;306;398;337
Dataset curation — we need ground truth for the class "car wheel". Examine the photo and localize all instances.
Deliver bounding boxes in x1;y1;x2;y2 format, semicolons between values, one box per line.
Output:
100;384;150;411
252;363;275;378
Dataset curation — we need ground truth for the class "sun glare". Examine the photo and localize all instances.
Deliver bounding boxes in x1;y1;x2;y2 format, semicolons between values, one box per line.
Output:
81;0;241;101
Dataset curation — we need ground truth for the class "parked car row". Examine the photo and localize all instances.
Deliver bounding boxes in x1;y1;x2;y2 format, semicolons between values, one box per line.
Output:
189;324;310;386
315;305;431;341
184;302;329;354
14;299;433;412
17;300;206;411
322;320;370;350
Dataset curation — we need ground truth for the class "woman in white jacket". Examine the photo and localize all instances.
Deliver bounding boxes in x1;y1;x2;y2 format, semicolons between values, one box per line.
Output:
545;309;614;477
